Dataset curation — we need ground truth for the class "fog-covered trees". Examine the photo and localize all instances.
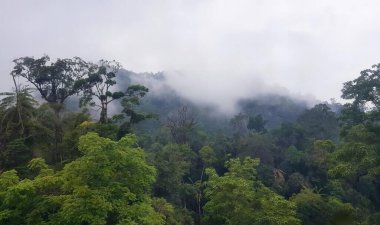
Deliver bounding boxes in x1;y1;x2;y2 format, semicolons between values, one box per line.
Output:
297;104;339;141
166;106;197;144
11;56;88;112
2;56;380;224
9;56;151;163
80;60;124;123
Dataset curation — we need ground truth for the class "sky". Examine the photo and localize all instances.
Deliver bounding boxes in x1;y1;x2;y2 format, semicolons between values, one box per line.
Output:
1;0;380;111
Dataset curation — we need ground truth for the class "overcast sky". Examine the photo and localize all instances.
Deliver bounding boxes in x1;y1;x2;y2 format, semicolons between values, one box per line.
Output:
1;0;380;110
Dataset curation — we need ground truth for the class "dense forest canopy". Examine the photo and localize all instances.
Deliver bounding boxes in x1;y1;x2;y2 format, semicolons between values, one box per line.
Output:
0;55;380;225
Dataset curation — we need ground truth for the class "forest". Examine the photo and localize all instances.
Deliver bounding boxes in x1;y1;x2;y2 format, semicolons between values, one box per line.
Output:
0;55;379;225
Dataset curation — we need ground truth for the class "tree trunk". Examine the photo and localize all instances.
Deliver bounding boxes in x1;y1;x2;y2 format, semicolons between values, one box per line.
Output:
99;102;108;124
51;103;63;164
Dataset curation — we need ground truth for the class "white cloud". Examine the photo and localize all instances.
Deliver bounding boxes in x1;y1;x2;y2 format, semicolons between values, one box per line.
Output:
1;0;380;111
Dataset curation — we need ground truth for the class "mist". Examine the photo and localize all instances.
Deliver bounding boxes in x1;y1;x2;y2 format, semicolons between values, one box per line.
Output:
2;0;380;112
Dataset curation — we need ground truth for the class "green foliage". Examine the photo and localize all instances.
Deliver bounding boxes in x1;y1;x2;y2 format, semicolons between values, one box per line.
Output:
121;84;150;122
291;188;357;225
329;143;376;179
230;112;248;137
342;63;380;110
153;143;195;205
284;172;310;197
203;157;300;225
0;133;163;225
236;133;278;166
238;95;307;129
80;60;124;123
247;114;267;133
199;146;217;167
367;213;380;225
272;122;307;150
329;126;378;180
0;87;37;138
152;197;191;225
284;146;305;167
0;87;38;170
3;138;32;168
117;84;153;138
166;106;197;144
3;56;380;224
326;124;380;216
297;104;339;141
305;140;336;187
0;170;19;191
12;56;88;105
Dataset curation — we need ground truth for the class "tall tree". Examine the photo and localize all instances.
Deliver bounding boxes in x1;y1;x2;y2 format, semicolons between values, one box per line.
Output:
0;77;37;170
117;84;151;138
11;55;89;114
340;63;380;131
11;55;89;163
166;106;197;144
342;63;380;111
81;60;124;123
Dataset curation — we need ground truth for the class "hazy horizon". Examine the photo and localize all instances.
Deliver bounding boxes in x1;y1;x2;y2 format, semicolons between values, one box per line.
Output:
1;0;380;111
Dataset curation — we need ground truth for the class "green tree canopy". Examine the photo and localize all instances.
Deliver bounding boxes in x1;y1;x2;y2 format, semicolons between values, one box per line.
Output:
203;157;300;225
11;56;89;107
0;133;166;225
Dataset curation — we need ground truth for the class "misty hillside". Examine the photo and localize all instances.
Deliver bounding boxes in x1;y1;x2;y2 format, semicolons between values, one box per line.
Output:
113;69;313;136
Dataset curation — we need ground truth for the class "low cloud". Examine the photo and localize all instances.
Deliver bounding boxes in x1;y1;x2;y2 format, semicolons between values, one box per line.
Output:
1;0;380;112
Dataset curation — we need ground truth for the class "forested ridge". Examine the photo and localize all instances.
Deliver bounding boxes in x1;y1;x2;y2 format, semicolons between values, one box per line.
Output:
0;56;379;225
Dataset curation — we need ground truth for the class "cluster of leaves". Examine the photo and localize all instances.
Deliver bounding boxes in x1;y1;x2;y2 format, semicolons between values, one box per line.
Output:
0;133;168;225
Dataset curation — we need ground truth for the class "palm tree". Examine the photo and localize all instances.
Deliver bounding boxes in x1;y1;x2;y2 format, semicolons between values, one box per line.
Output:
0;76;38;169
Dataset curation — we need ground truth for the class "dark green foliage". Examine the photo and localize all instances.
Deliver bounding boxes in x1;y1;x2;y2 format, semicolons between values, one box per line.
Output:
304;140;336;187
166;106;197;144
247;114;267;133
116;84;153;139
11;56;88;105
291;189;357;225
0;87;38;171
238;95;307;128
235;133;279;173
3;139;32;169
230;112;248;137
272;122;307;150
80;60;123;123
342;63;380;110
152;143;195;205
297;104;339;141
